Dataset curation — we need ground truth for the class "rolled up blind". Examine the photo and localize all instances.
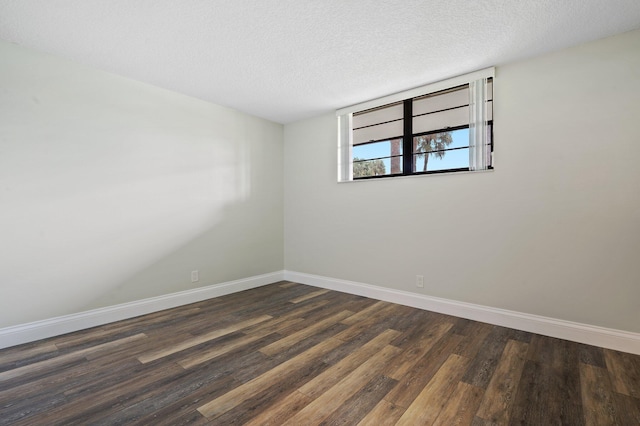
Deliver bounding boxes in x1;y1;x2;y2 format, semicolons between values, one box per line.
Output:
412;81;492;136
352;102;403;145
413;85;468;134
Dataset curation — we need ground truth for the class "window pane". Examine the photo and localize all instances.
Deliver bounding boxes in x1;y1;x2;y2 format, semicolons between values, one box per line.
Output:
412;128;469;172
353;139;402;178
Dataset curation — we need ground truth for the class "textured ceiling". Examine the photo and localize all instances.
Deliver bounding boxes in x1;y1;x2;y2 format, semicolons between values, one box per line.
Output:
1;1;640;124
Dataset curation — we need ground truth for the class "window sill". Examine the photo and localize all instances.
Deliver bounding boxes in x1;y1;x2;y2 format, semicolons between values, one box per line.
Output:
338;168;494;183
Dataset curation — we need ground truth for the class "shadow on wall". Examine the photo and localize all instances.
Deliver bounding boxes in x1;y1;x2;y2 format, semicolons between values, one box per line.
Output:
80;196;283;311
0;121;283;328
0;39;284;328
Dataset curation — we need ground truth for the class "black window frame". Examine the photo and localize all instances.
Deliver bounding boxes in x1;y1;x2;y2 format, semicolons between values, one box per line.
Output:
351;81;493;180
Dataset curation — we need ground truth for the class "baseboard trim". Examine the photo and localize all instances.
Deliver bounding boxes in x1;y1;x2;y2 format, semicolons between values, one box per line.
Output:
284;270;640;355
0;271;285;349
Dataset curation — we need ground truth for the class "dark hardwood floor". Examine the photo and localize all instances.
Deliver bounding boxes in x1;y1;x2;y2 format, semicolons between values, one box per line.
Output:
1;282;639;425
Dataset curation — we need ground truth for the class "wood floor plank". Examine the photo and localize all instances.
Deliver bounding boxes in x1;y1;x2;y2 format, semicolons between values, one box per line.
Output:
339;300;393;326
388;309;441;348
577;343;606;368
208;357;329;425
0;343;58;370
613;392;640;425
509;337;585;426
461;326;513;389
395;354;472;425
334;303;408;342
259;310;353;356
453;321;493;359
178;318;303;369
296;328;400;399
197;337;344;419
526;334;555;363
0;357;142;421
113;354;264;425
55;309;202;352
356;398;406;426
0;356;124;404
384;332;464;408
61;352;172;400
1;368;78;425
282;344;402;425
73;340;272;425
242;299;329;334
231;322;349;385
475;339;529;423
272;294;356;327
319;325;394;367
83;331;169;362
386;321;453;380
432;381;484;426
242;390;312;426
11;362;185;426
580;363;621;426
0;333;146;382
2;282;639;425
289;289;330;304
137;314;271;363
319;374;398;425
604;348;640;398
550;339;585;425
509;359;548;424
178;331;271;370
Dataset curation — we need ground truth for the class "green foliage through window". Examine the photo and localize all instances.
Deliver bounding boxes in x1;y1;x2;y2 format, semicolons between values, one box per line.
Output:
353;157;386;178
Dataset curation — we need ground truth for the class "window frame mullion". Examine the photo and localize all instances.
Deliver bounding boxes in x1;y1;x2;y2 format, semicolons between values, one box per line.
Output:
402;99;413;176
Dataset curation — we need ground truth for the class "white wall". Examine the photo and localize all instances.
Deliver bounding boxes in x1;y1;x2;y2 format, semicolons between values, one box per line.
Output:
0;40;284;327
284;29;640;333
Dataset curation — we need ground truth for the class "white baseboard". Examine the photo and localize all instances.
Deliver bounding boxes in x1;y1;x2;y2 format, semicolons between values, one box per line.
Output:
284;270;640;355
5;270;638;355
0;271;285;350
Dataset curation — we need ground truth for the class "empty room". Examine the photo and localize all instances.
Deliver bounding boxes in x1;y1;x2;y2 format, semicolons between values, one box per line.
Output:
1;1;639;424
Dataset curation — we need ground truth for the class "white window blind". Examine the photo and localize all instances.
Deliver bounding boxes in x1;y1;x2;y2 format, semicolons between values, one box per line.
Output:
352;102;403;145
412;85;469;135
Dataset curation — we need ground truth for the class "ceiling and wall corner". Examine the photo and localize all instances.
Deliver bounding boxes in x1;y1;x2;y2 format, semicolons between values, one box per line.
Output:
1;0;640;124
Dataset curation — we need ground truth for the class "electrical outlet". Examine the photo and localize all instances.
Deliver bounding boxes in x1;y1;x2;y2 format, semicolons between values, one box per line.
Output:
191;270;199;283
416;275;424;288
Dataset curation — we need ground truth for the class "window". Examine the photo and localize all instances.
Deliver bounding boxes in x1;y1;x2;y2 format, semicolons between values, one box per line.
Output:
337;68;494;181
